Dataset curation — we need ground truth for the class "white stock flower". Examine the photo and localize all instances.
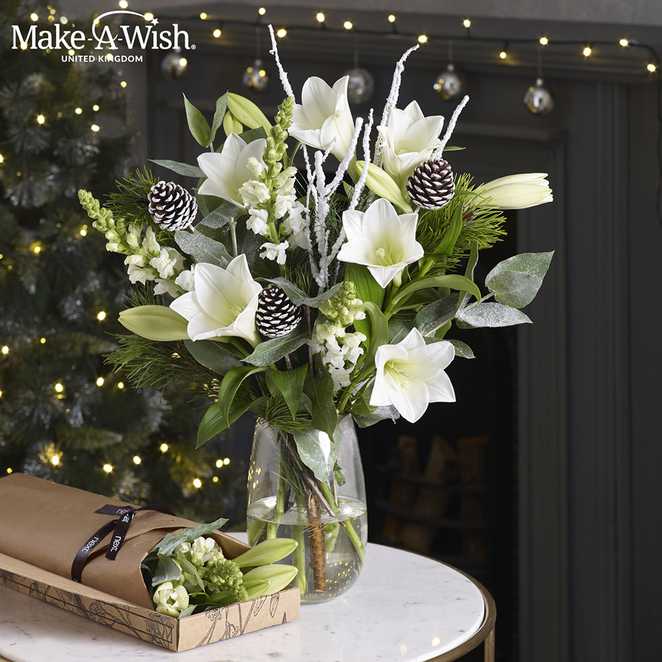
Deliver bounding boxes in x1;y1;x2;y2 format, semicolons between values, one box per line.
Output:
190;537;218;566
124;254;154;285
239;179;270;208
290;76;354;161
371;328;456;423
197;134;267;207
149;247;184;280
169;254;262;345
154;279;180;297
476;173;553;210
175;266;195;292
153;582;189;617
246;208;269;236
260;241;289;265
337;198;424;288
377;101;444;183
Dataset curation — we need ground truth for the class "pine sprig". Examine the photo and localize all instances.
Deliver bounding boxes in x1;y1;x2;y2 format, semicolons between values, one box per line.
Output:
106;167;157;225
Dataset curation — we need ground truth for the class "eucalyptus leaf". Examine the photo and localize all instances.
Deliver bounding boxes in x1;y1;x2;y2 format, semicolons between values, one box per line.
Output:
151;556;183;586
485;251;554;309
150;159;204;179
174;229;232;267
415;295;459;337
184;340;241;374
459;244;480;309
456;302;532;328
292;428;335;483
209;93;228;144
199;201;240;229
266;365;308;420
155;516;228;557
353;405;399;428
449;339;476;359
264;278;342;309
243;329;308;367
183;94;211;147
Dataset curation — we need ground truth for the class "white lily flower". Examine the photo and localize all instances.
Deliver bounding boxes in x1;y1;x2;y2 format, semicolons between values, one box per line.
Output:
377;101;444;183
169;254;262;345
290;76;354;161
371;328;456;423
260;240;289;265
337;198;424;288
197;134;267;208
476;173;553;210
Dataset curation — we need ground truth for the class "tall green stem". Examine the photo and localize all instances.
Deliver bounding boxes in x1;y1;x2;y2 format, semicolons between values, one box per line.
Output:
266;455;287;539
319;482;365;562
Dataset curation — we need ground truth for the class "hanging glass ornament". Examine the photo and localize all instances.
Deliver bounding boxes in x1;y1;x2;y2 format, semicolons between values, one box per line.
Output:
523;77;554;115
345;67;374;105
433;63;464;101
161;49;188;79
243;58;269;92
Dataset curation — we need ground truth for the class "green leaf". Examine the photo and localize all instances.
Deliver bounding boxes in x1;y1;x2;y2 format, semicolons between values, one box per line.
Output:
456;302;532;328
223;111;243;136
183;94;211;147
304;368;337;439
415;295;459;337
436;203;463;256
199;201;239;229
243;329;308;367
150;159;204;178
449;339;475;358
363;301;388;365
444;145;466;152
151;557;182;586
118;305;189;341
264;278;342;308
174;229;232;267
266;365;308;420
243;564;298;599
209;93;228;144
393;274;481;309
351;399;399;428
240;127;268;143
233;538;298;568
184;340;241;374
485;251;554;309
344;264;384;337
227;93;271;131
355;161;413;212
155;516;228;557
293;428;336;483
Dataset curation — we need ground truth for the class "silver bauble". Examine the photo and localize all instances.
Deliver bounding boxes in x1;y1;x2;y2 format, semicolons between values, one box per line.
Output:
524;77;554;115
433;64;464;101
345;67;375;105
161;51;188;79
243;58;269;92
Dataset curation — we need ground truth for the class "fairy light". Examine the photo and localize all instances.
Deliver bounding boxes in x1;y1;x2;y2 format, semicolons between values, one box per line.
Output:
30;241;44;255
53;381;64;393
499;49;508;60
0;154;4;164
316;12;325;23
462;18;472;29
118;0;129;8
68;49;75;56
647;62;657;73
50;452;61;467
0;389;4;398
539;35;550;46
132;455;142;465
212;476;219;483
619;38;630;48
178;56;188;68
192;478;202;489
74;106;83;115
144;11;154;22
417;34;428;45
582;44;593;58
276;27;287;38
39;337;47;345
96;310;107;321
60;16;68;24
30;12;39;22
79;224;88;237
387;13;396;24
92;104;100;112
36;113;46;125
343;20;353;30
215;459;223;468
6;468;13;475
96;376;105;387
90;123;100;133
1;346;9;356
102;463;113;474
199;11;208;20
258;7;266;16
159;442;169;453
120;80;128;89
223;457;230;466
212;27;222;38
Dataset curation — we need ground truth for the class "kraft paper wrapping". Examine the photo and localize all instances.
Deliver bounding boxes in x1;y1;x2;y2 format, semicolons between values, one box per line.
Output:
0;473;246;609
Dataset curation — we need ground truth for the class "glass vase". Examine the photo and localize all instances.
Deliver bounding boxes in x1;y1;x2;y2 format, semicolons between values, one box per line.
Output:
247;415;367;604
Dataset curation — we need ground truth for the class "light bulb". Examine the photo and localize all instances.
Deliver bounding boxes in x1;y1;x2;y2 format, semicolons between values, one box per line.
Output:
539;36;549;46
36;114;46;125
90;123;100;132
212;27;222;38
118;0;129;8
50;453;61;467
30;241;43;255
316;12;325;23
582;45;592;58
215;459;223;468
462;18;472;29
647;62;657;73
74;107;83;115
499;49;508;60
212;476;219;483
343;20;353;30
39;337;47;345
1;346;9;356
120;80;128;88
60;16;68;24
0;389;4;398
96;310;107;321
144;12;154;22
6;468;13;475
192;478;202;489
223;457;230;466
54;381;64;393
387;14;396;23
0;154;4;164
417;34;428;44
30;12;39;21
276;27;287;38
79;224;88;237
132;455;142;465
258;7;266;16
96;376;105;387
102;463;113;474
117;381;125;390
619;38;629;47
92;104;100;112
199;11;208;20
159;442;169;453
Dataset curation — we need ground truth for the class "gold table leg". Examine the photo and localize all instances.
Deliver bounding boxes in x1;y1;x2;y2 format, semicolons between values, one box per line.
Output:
484;628;495;662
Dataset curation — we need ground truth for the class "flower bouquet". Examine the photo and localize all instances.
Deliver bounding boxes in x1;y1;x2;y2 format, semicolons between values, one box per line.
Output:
79;28;553;603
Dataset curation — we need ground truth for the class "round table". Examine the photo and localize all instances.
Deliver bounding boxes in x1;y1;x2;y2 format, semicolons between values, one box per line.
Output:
0;540;495;662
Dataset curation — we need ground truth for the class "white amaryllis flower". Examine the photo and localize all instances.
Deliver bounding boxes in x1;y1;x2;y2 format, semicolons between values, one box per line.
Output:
377;101;444;183
197;134;267;208
371;328;456;423
169;254;262;345
475;173;553;210
289;76;354;161
337;198;424;288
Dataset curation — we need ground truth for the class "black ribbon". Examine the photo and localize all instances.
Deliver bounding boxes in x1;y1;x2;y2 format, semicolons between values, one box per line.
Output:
71;504;161;583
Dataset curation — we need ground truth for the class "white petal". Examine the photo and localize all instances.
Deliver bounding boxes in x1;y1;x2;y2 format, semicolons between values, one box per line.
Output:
341;209;364;242
169;291;198;321
187;313;225;341
388;378;430;423
398;327;427;352
194;263;235;324
367;264;405;288
301;77;335;125
427;370;456;403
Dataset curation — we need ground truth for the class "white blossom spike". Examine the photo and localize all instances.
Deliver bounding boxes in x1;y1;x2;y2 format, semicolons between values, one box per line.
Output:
267;24;294;99
435;94;470;157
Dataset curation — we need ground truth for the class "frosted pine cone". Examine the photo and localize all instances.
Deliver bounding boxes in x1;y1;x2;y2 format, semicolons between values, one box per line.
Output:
406;159;455;210
147;181;198;231
255;287;302;339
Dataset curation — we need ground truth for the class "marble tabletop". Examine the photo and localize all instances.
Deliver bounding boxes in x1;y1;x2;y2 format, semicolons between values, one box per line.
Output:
0;538;485;662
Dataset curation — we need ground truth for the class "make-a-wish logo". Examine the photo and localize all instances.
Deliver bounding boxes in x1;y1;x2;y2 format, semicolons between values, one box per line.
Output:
11;10;195;63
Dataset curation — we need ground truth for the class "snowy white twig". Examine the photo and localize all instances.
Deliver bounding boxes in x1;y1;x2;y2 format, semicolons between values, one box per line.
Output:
434;94;470;158
267;25;295;99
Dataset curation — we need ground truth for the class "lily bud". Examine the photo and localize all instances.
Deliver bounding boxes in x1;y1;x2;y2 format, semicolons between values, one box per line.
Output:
227;93;271;132
118;305;189;341
355;162;413;213
233;538;298;568
476;173;553;210
242;564;298;598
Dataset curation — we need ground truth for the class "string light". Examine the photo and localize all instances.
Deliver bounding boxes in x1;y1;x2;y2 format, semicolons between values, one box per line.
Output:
343;20;353;30
417;34;429;45
74;106;83;115
120;80;128;89
0;389;3;398
92;104;100;112
50;453;61;467
387;14;396;24
60;16;68;24
462;18;472;29
159;442;169;453
582;44;593;58
91;123;100;133
132;455;142;465
79;224;88;237
6;468;13;475
647;62;657;73
539;35;550;46
36;113;46;125
39;337;47;345
102;463;113;474
212;27;222;38
316;12;325;24
30;241;44;255
223;457;230;466
276;27;287;38
68;49;75;56
258;7;266;16
178;56;188;69
215;459;223;469
53;381;64;393
0;153;4;164
118;0;128;8
199;11;208;20
619;38;630;48
144;12;154;22
0;346;8;356
499;49;508;60
30;12;39;22
192;477;202;489
96;310;107;321
212;476;219;483
117;381;125;390
96;376;105;387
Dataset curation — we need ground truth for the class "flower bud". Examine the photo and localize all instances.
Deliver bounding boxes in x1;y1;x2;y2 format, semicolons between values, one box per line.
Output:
476;173;553;210
355;161;413;213
232;538;298;568
118;305;189;341
227;93;271;132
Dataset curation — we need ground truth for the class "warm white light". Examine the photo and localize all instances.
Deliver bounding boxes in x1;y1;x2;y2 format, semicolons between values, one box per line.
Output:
117;381;125;390
212;476;219;483
118;0;129;8
102;463;113;474
539;36;549;46
159;442;169;453
258;7;266;15
92;104;100;112
74;106;83;115
462;18;471;29
0;154;4;165
96;376;105;387
192;477;202;489
30;12;39;22
120;80;128;88
499;49;508;60
79;224;88;237
144;12;154;22
178;57;188;68
199;11;208;20
223;457;230;466
647;62;657;73
387;13;396;23
30;241;43;255
36;113;46;125
132;455;142;465
1;346;9;356
619;38;629;47
53;381;64;393
316;12;325;23
90;123;100;132
582;45;592;58
50;453;61;467
343;20;353;30
276;27;287;38
0;389;4;398
39;337;47;345
96;310;107;321
60;16;68;24
6;467;13;475
212;27;222;38
417;34;428;44
215;459;223;468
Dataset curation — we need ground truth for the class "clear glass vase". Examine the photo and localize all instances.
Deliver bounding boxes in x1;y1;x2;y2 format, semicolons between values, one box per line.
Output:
247;415;367;604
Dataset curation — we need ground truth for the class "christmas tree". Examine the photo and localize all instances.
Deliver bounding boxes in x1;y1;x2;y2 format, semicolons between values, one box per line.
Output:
0;1;246;522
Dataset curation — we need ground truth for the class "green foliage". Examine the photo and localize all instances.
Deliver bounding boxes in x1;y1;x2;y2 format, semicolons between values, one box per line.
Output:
106;167;157;228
